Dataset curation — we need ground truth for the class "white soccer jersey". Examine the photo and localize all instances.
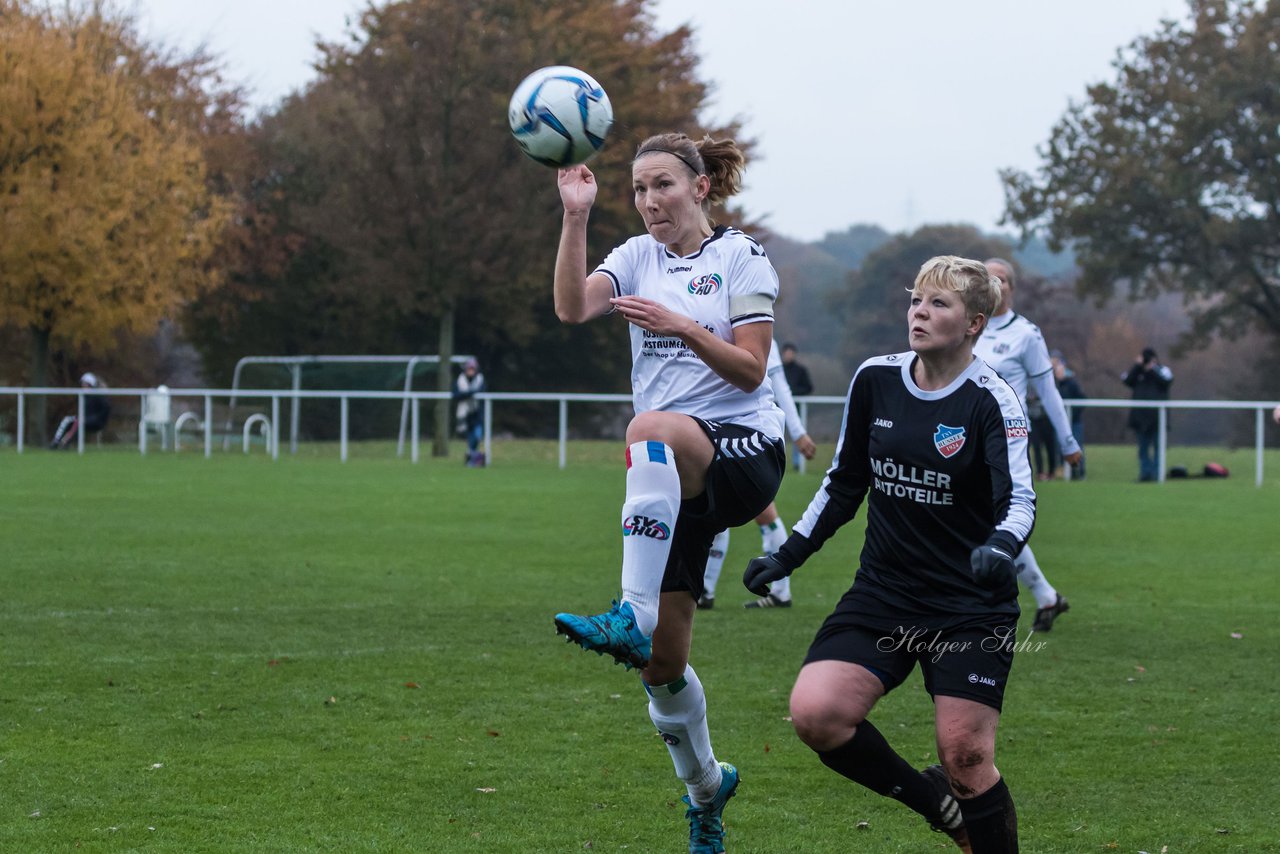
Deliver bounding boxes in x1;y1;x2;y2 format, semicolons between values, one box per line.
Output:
596;226;785;439
975;312;1081;456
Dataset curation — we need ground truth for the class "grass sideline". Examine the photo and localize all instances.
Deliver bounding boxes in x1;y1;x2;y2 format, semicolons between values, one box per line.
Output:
2;444;1278;852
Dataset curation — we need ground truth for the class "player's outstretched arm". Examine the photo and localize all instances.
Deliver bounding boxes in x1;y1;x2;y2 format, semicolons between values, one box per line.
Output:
554;165;613;323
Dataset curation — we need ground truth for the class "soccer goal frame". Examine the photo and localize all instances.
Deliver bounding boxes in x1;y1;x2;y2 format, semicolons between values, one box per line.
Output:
224;355;475;455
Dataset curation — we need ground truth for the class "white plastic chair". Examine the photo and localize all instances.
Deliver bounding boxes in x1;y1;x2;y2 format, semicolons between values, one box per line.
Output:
138;386;172;453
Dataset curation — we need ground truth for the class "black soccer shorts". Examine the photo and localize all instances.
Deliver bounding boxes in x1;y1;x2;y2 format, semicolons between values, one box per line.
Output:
804;611;1018;711
660;417;785;597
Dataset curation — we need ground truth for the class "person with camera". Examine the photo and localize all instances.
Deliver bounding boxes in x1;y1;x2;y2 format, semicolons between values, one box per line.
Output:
1121;347;1174;482
742;256;1034;852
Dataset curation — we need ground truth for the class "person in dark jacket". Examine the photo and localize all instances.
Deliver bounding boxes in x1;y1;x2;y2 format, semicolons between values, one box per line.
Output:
1121;348;1173;482
50;373;111;449
1052;351;1087;479
781;342;813;470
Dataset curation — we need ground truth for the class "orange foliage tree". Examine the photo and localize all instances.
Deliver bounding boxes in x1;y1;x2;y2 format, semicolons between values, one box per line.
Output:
0;1;231;435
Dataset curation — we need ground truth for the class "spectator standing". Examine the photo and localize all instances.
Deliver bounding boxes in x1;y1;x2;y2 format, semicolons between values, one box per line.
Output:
1052;351;1087;479
453;357;486;467
781;342;814;470
1121;348;1173;482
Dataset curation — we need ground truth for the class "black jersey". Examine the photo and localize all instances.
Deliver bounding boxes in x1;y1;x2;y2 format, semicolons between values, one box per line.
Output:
789;353;1036;625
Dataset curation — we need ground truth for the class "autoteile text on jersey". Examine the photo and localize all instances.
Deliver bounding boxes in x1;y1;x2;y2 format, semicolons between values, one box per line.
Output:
870;456;955;506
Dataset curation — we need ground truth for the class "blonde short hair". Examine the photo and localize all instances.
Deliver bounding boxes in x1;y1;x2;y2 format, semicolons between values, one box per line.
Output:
910;256;1001;329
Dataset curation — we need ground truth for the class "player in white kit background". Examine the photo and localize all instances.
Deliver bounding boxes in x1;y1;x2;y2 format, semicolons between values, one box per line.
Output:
699;337;816;610
973;258;1079;633
550;132;786;854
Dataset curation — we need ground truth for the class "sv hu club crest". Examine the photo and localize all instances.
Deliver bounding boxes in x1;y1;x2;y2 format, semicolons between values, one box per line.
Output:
688;273;723;296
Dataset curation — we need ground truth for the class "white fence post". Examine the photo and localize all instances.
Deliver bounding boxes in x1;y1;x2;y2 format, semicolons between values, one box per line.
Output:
484;398;493;465
1256;407;1265;488
204;396;213;459
411;397;420;464
558;399;568;470
271;396;280;460
340;396;349;463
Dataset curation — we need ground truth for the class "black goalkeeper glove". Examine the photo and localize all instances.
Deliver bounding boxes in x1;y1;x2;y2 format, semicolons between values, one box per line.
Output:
743;553;793;597
969;532;1018;589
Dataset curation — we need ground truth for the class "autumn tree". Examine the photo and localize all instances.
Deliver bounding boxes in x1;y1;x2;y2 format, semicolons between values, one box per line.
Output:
0;1;231;435
189;0;742;454
1001;0;1280;353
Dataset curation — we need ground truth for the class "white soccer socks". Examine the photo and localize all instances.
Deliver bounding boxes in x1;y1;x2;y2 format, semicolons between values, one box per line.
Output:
700;529;730;600
760;518;791;601
646;665;722;805
1015;544;1058;609
621;441;680;636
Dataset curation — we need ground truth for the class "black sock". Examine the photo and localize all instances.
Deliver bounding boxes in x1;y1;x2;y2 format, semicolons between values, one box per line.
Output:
960;777;1018;853
816;720;938;819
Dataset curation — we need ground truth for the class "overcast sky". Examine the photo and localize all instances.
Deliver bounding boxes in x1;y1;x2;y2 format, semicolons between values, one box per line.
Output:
139;0;1191;241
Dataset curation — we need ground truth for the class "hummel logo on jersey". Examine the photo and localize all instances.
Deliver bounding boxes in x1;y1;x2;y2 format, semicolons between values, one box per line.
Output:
623;514;670;540
873;418;894;429
933;424;966;458
1005;417;1028;438
667;265;692;274
688;273;723;295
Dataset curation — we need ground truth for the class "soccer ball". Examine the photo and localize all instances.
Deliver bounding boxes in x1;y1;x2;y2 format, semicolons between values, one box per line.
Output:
508;66;613;168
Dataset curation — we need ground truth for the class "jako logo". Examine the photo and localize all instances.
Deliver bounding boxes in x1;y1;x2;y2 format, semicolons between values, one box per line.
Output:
623;514;671;540
688;273;723;295
968;673;997;687
667;265;692;274
874;418;894;429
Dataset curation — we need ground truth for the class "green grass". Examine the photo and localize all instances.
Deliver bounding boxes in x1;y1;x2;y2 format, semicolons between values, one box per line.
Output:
1;443;1278;852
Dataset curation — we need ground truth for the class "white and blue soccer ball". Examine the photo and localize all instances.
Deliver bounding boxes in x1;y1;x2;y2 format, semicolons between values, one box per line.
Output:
508;66;613;168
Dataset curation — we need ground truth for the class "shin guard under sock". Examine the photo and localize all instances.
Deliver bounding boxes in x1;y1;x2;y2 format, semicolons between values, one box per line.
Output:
960;777;1018;853
620;441;679;635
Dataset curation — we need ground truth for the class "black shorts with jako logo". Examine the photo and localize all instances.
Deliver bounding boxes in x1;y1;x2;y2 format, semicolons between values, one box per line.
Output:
804;603;1019;712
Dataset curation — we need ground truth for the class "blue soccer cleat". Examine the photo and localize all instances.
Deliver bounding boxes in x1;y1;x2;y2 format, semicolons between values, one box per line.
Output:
682;762;739;854
554;599;651;671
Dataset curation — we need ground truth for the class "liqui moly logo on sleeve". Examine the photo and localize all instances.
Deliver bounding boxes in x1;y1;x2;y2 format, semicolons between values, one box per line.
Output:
933;424;966;458
1004;417;1028;438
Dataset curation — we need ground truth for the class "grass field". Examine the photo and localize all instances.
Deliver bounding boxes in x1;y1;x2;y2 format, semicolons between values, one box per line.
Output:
2;442;1278;853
